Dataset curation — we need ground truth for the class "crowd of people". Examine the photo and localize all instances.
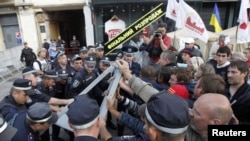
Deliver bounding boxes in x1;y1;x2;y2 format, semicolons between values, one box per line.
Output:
1;22;250;141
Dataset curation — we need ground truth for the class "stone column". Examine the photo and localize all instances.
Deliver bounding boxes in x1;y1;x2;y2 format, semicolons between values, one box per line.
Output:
17;6;39;53
83;5;95;46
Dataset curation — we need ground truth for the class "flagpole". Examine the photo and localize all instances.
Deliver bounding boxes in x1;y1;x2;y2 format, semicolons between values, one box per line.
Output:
173;28;176;47
235;22;239;45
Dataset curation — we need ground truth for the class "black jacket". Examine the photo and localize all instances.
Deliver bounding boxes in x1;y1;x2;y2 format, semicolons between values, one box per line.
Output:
225;82;250;125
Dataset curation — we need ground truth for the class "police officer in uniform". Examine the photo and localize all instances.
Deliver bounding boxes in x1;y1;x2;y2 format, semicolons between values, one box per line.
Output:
0;79;35;121
22;67;74;109
95;43;105;67
116;45;142;135
36;70;58;141
67;94;102;140
68;56;98;98
37;70;58;97
94;57;117;130
121;45;141;77
79;46;89;62
52;69;69;141
95;56;112;104
11;102;58;141
65;55;83;99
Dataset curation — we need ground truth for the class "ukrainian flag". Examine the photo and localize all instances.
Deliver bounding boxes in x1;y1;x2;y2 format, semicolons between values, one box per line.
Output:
209;3;222;32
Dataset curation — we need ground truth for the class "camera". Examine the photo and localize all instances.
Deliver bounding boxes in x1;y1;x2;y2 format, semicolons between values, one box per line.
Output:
154;31;162;38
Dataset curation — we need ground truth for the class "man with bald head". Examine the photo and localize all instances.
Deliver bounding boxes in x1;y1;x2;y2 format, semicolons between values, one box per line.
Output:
187;93;235;141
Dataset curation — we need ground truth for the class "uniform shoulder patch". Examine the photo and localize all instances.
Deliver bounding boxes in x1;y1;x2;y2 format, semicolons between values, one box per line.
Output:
72;80;80;88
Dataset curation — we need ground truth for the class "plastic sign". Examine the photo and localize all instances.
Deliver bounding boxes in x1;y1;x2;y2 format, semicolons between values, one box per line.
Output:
104;3;166;55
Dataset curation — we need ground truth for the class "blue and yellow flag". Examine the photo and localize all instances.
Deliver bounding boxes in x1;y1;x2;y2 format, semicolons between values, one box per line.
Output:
209;3;222;32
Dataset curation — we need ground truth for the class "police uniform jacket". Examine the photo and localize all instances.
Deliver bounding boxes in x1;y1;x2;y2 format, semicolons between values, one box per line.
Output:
95;67;112;91
11;111;40;141
54;65;74;99
129;61;141;77
93;68;112;105
65;69;77;99
0;95;27;120
68;68;97;98
225;82;250;125
74;136;100;141
37;80;56;97
26;88;51;107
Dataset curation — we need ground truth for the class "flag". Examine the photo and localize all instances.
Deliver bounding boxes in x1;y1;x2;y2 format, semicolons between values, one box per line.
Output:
237;0;250;43
176;0;208;43
209;3;222;32
166;0;178;21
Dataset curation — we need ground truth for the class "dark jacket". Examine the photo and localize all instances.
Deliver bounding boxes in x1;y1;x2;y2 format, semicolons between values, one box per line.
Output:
0;95;27;120
118;111;144;134
129;61;141;77
68;68;97;98
20;47;37;66
225;82;250;125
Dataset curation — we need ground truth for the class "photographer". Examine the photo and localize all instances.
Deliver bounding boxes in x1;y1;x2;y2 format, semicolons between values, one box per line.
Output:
142;23;172;71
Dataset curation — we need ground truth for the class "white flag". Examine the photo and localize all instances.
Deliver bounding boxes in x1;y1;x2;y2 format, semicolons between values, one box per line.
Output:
166;0;178;21
176;0;208;43
237;0;250;44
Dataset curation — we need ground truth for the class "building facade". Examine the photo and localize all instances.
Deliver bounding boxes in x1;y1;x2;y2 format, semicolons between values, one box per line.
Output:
0;0;240;54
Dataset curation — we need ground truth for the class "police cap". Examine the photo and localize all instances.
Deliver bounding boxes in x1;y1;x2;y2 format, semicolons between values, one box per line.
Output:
84;56;96;67
44;70;58;78
22;67;39;76
80;46;88;52
95;43;104;50
57;51;65;59
100;56;110;66
26;102;58;124
121;45;138;56
12;79;35;95
58;69;68;80
71;54;82;62
67;94;99;128
145;91;190;134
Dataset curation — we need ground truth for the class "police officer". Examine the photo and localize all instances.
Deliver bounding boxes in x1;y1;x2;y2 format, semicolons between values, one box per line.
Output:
22;67;74;108
0;79;35;121
94;56;117;130
52;69;69;141
121;45;141;77
68;56;97;98
53;52;73;72
95;43;105;67
11;102;58;141
37;70;58;97
79;46;89;62
64;54;83;99
67;94;102;140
